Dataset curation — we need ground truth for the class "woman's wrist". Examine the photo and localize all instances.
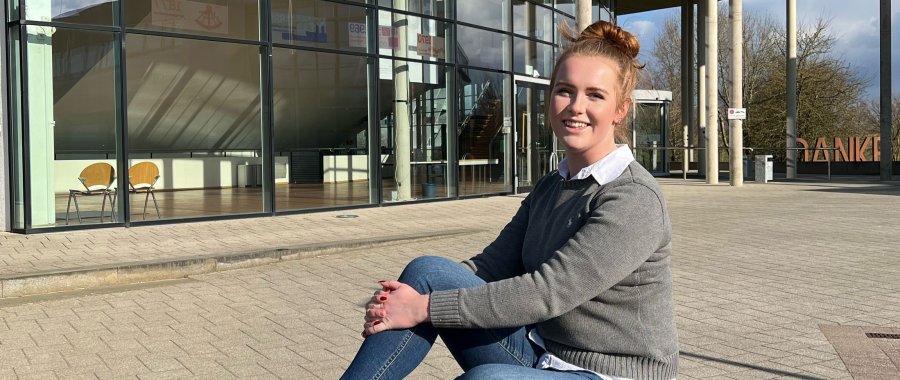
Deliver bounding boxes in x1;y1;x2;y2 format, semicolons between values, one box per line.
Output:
421;294;431;323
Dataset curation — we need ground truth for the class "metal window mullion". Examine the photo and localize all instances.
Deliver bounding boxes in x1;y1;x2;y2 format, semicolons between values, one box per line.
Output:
261;0;275;214
368;8;382;204
18;23;31;229
115;1;130;225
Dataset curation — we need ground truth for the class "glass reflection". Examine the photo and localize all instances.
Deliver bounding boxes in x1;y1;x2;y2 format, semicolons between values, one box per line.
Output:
125;0;260;40
457;69;511;195
21;26;118;227
377;10;447;62
272;49;372;211
457;0;507;31
457;25;508;70
379;59;449;202
126;34;263;220
513;1;553;42
272;0;367;52
514;38;552;78
24;0;115;24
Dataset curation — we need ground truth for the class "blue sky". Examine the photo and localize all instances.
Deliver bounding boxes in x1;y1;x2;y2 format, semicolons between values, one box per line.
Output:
618;0;899;99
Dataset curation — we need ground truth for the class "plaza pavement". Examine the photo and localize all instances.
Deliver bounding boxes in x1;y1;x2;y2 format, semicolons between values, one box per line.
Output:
0;176;898;379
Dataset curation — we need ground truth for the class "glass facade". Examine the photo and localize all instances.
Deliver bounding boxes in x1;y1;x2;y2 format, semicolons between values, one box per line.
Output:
4;0;614;232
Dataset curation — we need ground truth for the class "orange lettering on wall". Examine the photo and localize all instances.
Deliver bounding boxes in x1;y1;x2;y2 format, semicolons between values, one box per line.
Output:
833;137;849;162
855;137;873;161
813;137;830;162
796;138;810;161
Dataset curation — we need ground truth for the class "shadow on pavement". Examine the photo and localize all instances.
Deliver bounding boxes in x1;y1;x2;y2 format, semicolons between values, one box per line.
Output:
680;351;827;380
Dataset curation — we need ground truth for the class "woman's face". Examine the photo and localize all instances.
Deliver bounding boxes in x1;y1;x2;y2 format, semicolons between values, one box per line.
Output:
549;55;629;163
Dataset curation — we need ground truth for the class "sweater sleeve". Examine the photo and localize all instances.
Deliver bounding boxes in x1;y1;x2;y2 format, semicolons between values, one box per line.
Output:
458;193;530;282
430;181;668;329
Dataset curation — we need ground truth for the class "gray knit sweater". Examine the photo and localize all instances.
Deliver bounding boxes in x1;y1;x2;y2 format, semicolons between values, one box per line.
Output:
429;161;678;379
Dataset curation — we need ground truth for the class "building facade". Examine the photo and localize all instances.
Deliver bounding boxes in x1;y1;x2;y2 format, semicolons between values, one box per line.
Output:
2;0;615;233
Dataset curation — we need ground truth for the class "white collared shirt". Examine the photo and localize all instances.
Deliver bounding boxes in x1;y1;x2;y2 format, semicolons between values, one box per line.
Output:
557;145;635;184
528;329;632;380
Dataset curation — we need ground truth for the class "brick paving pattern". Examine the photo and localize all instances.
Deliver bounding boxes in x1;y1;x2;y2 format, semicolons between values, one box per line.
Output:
0;177;898;379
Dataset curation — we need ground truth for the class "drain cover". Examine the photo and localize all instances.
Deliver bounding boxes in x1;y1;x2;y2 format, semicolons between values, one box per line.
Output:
336;214;359;219
865;333;900;339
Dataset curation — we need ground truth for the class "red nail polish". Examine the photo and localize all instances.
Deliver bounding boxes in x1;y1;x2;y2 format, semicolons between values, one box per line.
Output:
380;296;387;301
374;321;381;325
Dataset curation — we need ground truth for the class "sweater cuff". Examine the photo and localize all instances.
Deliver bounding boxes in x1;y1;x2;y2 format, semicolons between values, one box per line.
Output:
429;289;463;328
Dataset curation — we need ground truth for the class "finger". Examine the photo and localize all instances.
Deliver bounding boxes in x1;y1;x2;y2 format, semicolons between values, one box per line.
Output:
363;320;387;336
366;308;387;319
376;281;393;293
379;280;405;291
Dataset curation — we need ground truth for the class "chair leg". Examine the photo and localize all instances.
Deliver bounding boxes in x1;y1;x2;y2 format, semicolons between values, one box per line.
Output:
66;191;74;225
100;193;107;223
72;194;82;223
143;191;150;220
150;191;161;219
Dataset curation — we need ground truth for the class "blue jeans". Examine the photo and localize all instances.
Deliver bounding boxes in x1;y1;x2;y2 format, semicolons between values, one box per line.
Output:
341;256;601;380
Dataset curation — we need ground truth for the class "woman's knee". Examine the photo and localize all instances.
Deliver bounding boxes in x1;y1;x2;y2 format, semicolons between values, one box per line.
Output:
398;256;455;290
398;256;479;293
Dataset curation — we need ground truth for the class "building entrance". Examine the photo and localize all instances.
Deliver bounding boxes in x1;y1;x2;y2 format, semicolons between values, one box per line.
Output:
514;79;558;192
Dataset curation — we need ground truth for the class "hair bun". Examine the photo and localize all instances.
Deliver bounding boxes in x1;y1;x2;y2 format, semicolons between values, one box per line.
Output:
563;20;640;60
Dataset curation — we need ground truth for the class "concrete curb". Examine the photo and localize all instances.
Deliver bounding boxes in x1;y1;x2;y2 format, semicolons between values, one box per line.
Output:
0;228;482;298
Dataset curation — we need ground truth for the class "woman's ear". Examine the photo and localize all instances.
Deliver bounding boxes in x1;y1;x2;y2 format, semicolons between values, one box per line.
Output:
615;98;632;124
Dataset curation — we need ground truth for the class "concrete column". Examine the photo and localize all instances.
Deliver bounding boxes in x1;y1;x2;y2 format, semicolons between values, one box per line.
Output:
729;0;743;186
681;0;694;177
393;1;412;200
697;0;707;177
786;0;798;178
577;0;592;33
705;0;719;184
880;0;893;180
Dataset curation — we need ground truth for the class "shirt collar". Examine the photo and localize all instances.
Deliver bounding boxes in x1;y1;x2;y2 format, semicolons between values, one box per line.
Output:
557;145;635;185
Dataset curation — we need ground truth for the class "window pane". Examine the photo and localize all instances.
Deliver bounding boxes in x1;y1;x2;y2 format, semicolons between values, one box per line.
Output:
272;0;367;53
126;34;263;220
514;38;552;78
125;0;260;40
513;1;552;42
555;0;575;17
23;0;115;24
23;26;118;228
9;26;24;229
272;49;372;210
379;59;449;202
458;0;507;31
378;10;446;62
458;68;512;195
457;25;508;70
380;0;445;18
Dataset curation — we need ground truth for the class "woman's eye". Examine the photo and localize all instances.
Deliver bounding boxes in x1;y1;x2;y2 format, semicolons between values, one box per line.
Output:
589;93;604;100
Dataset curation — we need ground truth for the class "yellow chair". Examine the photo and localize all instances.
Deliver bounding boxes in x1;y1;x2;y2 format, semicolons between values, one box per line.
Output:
66;162;116;224
129;162;161;219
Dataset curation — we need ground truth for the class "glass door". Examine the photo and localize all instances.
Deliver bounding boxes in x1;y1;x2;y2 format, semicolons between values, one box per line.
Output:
514;80;555;192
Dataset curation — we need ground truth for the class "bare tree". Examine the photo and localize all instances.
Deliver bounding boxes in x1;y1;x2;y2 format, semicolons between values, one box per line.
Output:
644;7;868;161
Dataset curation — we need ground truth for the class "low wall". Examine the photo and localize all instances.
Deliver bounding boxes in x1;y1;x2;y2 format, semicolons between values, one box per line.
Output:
54;157;290;193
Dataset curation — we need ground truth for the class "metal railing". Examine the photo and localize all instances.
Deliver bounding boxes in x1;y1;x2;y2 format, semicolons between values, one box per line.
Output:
631;145;839;181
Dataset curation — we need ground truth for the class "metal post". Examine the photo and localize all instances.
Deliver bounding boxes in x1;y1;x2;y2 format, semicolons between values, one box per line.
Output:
880;0;893;180
729;0;743;186
786;0;798;179
698;0;707;178
705;0;718;184
681;0;694;180
577;0;592;33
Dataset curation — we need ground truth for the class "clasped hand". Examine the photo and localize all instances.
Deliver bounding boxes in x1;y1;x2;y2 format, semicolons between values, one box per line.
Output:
362;280;430;337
